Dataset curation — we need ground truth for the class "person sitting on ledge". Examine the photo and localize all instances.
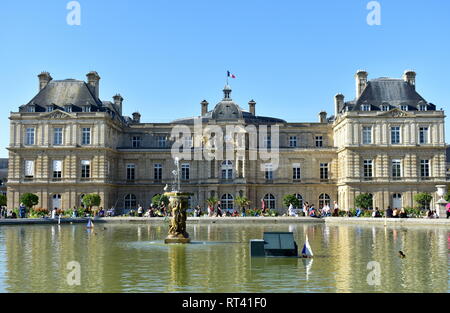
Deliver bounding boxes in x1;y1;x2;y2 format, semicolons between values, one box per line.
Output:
392;208;399;218
399;208;408;218
385;206;393;218
355;208;362;217
372;207;382;218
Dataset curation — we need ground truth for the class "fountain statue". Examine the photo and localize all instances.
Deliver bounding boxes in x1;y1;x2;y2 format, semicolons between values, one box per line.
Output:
164;157;192;244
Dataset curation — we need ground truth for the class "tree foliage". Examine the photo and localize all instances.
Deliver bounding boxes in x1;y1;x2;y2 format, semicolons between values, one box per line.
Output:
20;193;39;209
152;194;169;207
355;193;373;210
206;196;219;208
283;194;300;208
0;194;6;207
82;194;101;210
235;196;250;211
414;192;433;209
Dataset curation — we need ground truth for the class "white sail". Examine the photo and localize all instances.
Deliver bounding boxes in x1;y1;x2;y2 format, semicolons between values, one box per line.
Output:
301;234;314;257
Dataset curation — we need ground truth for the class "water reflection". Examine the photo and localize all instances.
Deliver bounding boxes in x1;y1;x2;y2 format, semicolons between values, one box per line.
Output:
0;223;447;293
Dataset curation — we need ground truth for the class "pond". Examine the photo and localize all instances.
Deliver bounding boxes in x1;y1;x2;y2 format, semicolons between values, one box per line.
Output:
0;222;447;292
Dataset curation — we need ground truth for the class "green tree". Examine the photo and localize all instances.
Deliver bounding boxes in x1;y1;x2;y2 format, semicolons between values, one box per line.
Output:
235;196;250;213
283;194;300;208
355;193;373;210
20;193;39;210
0;194;6;207
444;191;450;203
152;194;169;207
82;194;101;211
414;192;433;210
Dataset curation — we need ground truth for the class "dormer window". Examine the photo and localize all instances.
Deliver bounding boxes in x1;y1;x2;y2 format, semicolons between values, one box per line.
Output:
361;104;371;111
400;105;408;111
381;105;389;111
82;106;91;112
418;104;427;111
47;106;53;112
65;105;73;112
27;106;35;113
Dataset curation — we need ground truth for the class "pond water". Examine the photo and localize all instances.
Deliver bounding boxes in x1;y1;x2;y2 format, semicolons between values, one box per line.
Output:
0;222;448;293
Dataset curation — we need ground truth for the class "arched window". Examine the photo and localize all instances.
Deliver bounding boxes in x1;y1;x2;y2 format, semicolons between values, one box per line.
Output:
295;194;303;208
221;194;234;210
52;194;61;209
124;194;137;210
221;160;233;180
263;194;276;210
319;194;331;209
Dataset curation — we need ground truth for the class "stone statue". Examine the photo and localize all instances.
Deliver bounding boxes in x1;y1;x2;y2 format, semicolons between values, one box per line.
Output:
164;192;192;244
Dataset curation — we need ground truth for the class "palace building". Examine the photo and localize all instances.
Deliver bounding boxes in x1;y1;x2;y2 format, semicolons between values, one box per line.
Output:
6;70;447;212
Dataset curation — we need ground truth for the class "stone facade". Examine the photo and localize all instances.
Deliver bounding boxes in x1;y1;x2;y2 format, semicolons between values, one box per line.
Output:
6;70;447;212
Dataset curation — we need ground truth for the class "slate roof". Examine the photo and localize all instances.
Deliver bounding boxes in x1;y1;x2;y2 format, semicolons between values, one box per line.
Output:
340;78;435;113
26;79;102;108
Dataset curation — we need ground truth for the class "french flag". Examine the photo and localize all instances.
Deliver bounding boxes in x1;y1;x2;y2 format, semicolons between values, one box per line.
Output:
227;71;236;79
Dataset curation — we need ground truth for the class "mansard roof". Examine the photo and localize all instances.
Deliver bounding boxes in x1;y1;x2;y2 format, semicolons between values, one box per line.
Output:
341;77;436;112
25;79;102;108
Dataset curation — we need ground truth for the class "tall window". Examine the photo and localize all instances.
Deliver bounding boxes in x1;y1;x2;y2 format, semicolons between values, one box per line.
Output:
25;128;35;145
289;136;297;147
124;194;137;210
24;160;34;177
82;128;91;145
292;163;301;180
53;128;63;145
320;163;329;180
154;164;162;181
363;159;373;180
319;194;331;209
221;194;234;210
263;194;276;210
52;160;62;179
126;164;135;180
181;164;190;180
391;126;400;144
362;126;372;144
381;105;389;111
264;163;273;180
419;127;429;144
315;136;323;147
132;136;141;148
420;160;430;178
82;106;91;112
391;159;401;180
221;160;233;180
400;105;408;111
183;136;193;149
81;160;91;178
157;135;166;148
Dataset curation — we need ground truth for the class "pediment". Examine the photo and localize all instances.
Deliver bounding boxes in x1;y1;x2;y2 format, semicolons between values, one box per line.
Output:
41;109;75;119
377;108;412;118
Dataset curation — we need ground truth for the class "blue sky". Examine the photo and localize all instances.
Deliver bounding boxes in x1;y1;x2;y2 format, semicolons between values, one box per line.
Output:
0;0;449;158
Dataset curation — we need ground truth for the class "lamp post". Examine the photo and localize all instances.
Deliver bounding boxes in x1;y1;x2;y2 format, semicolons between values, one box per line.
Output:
435;185;448;218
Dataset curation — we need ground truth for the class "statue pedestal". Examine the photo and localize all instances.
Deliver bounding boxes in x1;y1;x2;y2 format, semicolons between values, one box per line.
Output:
164;192;192;244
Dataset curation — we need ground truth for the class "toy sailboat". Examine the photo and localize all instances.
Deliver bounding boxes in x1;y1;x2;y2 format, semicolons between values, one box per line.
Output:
86;218;94;229
301;234;314;258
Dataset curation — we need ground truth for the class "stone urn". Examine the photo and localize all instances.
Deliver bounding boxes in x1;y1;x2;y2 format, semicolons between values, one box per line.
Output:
435;185;448;218
164;192;192;244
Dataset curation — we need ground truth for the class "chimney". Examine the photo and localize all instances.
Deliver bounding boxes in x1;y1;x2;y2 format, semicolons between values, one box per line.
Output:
355;70;368;98
403;70;416;89
132;112;141;123
334;93;344;117
113;94;123;115
38;72;52;90
201;100;209;116
86;71;101;99
318;111;327;123
248;99;256;115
